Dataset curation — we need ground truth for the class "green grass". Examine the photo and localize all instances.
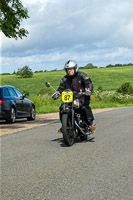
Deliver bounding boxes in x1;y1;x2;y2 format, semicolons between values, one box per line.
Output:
29;94;61;113
1;66;133;96
83;66;133;91
0;71;66;95
29;92;133;114
1;66;133;113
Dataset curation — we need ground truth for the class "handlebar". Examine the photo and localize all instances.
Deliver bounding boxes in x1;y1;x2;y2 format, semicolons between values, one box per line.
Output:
73;90;91;97
52;90;91;100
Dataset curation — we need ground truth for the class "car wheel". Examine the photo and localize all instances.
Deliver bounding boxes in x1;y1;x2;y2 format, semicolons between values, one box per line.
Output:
6;107;16;123
27;106;36;121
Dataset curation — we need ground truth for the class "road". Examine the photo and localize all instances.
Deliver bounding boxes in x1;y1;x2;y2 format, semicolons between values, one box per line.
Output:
0;108;116;136
1;107;133;200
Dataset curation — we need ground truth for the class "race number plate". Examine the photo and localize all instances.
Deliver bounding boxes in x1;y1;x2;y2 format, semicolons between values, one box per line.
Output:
62;91;73;103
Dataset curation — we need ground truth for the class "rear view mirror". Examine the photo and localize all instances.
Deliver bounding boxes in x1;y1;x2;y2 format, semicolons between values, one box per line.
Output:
46;82;51;87
45;82;56;91
21;94;29;99
25;94;30;98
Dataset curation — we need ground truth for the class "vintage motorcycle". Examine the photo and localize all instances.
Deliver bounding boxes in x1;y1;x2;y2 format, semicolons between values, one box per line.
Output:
46;82;95;146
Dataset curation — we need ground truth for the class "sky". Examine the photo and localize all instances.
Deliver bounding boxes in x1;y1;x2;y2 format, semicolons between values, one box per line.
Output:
1;0;133;73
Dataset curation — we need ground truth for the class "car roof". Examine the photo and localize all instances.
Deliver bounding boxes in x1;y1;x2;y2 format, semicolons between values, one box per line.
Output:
0;85;15;89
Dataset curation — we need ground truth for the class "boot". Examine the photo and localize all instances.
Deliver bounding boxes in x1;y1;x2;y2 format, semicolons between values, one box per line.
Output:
57;128;62;134
89;124;96;133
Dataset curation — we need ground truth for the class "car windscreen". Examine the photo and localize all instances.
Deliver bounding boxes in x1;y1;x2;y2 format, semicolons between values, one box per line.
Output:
0;89;1;98
13;88;22;97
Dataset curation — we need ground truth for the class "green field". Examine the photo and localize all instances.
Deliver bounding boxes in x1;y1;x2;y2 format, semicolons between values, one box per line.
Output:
0;66;133;113
1;66;133;95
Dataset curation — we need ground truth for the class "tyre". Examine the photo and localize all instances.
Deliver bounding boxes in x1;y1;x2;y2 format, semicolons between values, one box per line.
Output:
27;106;36;121
6;107;16;123
62;113;74;146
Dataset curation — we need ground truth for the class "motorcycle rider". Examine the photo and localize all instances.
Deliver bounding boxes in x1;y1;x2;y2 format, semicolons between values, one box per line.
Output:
52;60;96;133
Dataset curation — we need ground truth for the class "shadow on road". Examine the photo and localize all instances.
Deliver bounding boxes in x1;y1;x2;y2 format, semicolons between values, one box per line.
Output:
51;136;95;147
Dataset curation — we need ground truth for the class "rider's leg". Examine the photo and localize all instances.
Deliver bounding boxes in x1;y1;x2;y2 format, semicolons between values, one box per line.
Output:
82;98;94;125
81;99;96;133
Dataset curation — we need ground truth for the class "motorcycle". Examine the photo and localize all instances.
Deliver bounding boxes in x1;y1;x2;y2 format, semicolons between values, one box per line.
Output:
46;82;95;146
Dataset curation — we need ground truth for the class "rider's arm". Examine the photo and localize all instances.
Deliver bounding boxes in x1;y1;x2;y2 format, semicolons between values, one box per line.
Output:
52;76;67;99
57;76;67;93
84;76;93;91
79;72;93;91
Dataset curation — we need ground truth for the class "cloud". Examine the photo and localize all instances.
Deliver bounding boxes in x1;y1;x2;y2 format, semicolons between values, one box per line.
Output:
1;0;133;73
2;47;133;74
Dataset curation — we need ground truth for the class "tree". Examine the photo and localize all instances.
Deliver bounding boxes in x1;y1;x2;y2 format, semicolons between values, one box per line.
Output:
16;66;33;78
0;0;29;39
79;63;97;69
84;63;97;69
106;64;113;68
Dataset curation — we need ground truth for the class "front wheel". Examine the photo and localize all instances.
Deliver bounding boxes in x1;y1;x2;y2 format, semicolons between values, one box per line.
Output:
62;113;74;146
27;106;36;121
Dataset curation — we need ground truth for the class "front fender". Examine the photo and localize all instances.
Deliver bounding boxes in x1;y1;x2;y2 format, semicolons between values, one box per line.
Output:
61;108;75;128
61;108;71;115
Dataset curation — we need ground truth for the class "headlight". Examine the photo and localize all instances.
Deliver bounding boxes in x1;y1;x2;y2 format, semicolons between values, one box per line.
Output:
73;99;80;108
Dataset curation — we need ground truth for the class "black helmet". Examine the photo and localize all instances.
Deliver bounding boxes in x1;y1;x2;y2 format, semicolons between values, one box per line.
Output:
64;60;78;74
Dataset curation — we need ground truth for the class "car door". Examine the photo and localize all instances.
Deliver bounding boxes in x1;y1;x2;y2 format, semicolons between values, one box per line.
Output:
8;87;23;116
22;97;31;116
14;88;30;116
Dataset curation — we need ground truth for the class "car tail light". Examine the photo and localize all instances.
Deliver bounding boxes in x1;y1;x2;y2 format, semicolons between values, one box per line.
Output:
0;100;5;104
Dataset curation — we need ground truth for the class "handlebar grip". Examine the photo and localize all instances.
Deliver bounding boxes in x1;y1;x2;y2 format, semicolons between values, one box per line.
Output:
85;90;91;96
78;91;91;96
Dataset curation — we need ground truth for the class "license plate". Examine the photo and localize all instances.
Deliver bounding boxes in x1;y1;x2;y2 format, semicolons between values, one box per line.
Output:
62;91;73;103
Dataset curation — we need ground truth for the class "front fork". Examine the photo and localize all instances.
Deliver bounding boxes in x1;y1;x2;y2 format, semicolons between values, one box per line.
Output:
71;104;75;128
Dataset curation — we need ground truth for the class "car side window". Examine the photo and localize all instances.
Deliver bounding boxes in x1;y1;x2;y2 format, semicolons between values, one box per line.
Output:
13;88;22;97
8;88;17;97
3;89;10;97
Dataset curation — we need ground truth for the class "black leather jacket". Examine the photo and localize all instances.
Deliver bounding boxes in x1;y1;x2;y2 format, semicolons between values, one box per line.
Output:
57;71;93;101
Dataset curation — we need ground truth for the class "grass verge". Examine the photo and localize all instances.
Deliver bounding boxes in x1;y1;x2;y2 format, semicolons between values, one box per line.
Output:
29;92;133;114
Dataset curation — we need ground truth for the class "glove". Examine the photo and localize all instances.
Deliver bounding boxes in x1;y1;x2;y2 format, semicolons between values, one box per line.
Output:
52;91;61;100
85;88;91;96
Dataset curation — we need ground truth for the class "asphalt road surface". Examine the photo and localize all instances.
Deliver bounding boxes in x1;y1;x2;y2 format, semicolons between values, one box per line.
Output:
1;107;133;200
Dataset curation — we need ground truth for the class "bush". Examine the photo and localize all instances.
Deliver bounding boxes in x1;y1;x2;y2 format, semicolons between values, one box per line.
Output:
94;91;133;104
116;82;133;95
97;85;103;93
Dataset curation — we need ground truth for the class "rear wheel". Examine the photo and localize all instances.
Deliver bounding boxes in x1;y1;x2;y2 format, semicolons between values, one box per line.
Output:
6;107;16;123
62;113;74;146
